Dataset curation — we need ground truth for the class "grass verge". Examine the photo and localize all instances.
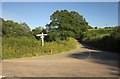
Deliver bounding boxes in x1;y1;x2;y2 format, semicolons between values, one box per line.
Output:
2;37;77;59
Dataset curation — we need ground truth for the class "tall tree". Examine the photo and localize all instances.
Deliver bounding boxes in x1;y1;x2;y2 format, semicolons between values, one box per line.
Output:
46;10;89;40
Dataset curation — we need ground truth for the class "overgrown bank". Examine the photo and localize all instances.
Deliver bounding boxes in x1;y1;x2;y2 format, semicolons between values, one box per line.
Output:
1;10;88;59
82;27;120;52
1;9;119;60
2;37;77;59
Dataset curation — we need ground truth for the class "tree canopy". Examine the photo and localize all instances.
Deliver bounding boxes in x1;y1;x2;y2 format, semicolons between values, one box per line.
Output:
46;10;90;41
1;18;32;37
32;26;42;36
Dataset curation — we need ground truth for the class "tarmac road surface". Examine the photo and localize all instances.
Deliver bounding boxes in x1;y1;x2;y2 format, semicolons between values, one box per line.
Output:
2;43;119;77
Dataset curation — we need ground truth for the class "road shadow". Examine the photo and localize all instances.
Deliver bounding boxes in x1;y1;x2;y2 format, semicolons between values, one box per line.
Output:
68;43;119;76
81;44;99;51
68;51;118;66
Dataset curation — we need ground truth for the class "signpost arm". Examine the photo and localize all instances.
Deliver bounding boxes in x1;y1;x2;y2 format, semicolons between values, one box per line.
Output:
36;32;47;47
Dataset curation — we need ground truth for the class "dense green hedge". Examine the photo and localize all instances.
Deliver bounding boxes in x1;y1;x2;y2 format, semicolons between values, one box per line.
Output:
82;27;120;52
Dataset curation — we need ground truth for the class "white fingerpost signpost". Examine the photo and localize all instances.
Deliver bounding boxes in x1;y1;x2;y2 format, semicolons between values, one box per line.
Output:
36;32;48;47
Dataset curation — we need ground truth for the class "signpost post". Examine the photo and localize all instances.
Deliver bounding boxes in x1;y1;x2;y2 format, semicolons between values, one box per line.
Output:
36;32;48;47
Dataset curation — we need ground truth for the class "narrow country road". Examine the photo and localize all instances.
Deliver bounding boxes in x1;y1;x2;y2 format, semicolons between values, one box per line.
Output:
2;43;119;77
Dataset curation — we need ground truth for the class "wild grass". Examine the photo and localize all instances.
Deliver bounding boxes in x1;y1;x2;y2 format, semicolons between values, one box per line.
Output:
2;37;77;59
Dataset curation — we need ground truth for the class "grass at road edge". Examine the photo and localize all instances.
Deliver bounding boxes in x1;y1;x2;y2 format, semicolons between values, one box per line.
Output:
2;37;77;60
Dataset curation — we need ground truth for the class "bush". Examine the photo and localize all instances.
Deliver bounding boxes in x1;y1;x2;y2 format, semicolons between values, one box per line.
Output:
110;26;120;40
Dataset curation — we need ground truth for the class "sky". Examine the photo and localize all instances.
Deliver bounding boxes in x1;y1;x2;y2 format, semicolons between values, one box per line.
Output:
2;2;118;29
